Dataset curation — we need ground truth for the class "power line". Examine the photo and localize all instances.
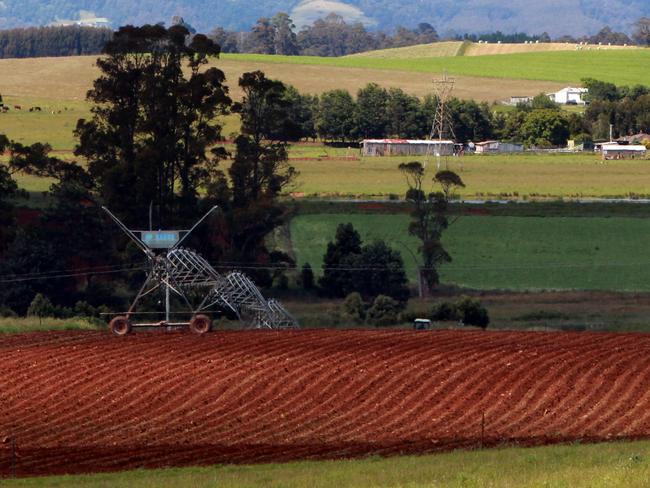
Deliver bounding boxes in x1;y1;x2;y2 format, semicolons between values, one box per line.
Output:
2;259;650;285
0;266;147;284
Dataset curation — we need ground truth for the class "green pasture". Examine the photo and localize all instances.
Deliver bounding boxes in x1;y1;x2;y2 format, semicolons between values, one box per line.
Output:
0;96;89;150
225;49;650;87
290;213;650;291
6;151;650;203
288;152;650;199
0;97;241;150
5;440;650;487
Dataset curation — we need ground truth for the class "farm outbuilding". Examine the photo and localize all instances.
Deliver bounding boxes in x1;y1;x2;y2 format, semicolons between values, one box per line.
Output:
474;140;524;154
362;139;455;157
547;87;588;105
508;95;533;106
600;142;647;160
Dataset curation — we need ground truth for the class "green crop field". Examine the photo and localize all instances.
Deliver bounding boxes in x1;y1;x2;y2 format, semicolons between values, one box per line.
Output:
6;151;650;203
4;440;650;487
225;49;650;87
290;213;650;291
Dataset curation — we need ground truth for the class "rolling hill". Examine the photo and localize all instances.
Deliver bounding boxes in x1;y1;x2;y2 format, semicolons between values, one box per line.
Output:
0;0;649;37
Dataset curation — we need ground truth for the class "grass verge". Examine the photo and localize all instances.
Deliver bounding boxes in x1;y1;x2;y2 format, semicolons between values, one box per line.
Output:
0;317;100;334
3;440;650;487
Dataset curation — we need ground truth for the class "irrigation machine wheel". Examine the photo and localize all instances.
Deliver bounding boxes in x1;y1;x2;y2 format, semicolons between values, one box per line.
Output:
189;314;212;335
109;315;132;336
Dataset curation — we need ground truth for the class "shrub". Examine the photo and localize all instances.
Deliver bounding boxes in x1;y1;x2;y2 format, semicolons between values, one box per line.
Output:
457;296;490;329
367;295;400;327
74;300;97;317
342;292;365;324
430;301;460;321
0;306;17;318
275;273;289;290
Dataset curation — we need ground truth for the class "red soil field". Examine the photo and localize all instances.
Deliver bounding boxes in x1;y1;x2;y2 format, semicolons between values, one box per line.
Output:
2;328;650;476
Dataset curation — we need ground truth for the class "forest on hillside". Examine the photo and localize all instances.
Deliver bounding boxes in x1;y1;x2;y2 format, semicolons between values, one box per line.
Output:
0;0;649;37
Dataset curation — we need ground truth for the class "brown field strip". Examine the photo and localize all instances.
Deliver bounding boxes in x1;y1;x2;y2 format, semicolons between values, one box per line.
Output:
2;329;650;476
0;55;564;102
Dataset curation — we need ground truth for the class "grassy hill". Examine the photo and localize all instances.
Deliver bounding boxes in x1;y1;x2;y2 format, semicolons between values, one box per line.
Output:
225;48;650;86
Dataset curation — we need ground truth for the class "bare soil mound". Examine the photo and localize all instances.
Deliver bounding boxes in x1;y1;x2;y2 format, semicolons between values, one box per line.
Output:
1;329;650;476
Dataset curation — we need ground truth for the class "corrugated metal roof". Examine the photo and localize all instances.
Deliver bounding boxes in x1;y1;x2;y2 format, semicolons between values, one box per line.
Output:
602;143;647;151
363;139;455;144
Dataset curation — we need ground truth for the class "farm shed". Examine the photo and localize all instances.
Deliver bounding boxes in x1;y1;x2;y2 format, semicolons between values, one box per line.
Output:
474;140;524;154
547;87;588;105
362;139;454;157
600;142;647;160
508;95;533;105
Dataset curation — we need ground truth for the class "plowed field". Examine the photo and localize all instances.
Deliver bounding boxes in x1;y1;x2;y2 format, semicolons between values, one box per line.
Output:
2;329;650;476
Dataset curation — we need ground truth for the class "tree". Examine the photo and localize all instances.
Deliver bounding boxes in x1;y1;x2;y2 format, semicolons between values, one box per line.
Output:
297;13;376;57
353;83;389;139
343;240;409;303
319;224;408;302
589;26;631;46
582;78;620;102
75;24;231;227
317;89;355;142
27;293;56;320
0;158;116;314
271;13;299;55
633;18;650;46
0;133;20;253
319;223;362;295
386;88;425;138
282;85;317;141
399;162;464;294
245;17;275;53
212;71;297;286
447;98;494;142
531;93;559;110
210;27;241;53
520;110;570;147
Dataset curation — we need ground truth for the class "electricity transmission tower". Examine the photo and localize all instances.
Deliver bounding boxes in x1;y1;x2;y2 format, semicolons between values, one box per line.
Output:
427;71;456;169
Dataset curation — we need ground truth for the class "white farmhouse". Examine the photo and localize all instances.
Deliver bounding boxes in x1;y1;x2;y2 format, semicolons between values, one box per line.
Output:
547;87;588;105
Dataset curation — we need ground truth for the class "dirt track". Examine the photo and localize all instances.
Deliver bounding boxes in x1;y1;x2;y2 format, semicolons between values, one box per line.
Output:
1;329;650;476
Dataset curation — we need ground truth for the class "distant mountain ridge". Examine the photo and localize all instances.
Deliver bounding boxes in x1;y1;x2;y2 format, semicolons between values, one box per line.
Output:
0;0;647;37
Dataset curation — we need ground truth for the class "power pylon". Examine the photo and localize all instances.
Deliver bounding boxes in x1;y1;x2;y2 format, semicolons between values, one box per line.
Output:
427;71;456;169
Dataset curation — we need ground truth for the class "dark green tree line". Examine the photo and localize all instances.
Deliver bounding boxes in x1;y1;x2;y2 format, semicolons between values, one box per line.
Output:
0;26;111;58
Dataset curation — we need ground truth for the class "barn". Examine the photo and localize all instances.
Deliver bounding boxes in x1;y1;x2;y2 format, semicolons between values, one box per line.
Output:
362;139;455;157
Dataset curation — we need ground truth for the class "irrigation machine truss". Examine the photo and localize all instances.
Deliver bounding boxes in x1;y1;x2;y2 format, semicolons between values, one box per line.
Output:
102;206;298;335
